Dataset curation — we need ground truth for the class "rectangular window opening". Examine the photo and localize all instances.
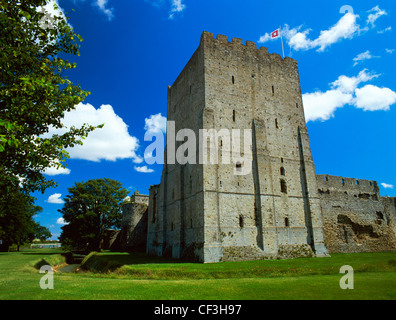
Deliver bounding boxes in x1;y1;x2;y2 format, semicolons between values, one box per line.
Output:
280;179;287;194
239;216;244;228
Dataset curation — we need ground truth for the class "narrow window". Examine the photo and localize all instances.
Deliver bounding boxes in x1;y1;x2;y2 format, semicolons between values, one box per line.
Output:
285;217;289;227
356;180;359;185
296;103;299;108
272;85;275;95
152;193;157;223
232;76;235;84
189;176;192;193
280;179;287;194
236;162;242;172
324;176;328;182
341;178;345;186
280;167;285;176
233;110;236;122
275;118;279;129
281;157;284;163
239;216;244;228
369;181;372;186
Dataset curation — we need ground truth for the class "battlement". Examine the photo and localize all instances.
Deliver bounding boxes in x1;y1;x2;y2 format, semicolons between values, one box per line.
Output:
200;31;297;65
130;190;149;205
316;174;379;196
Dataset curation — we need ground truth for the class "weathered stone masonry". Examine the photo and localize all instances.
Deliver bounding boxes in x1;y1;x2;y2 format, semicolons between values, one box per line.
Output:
120;32;396;261
119;191;148;252
317;175;396;253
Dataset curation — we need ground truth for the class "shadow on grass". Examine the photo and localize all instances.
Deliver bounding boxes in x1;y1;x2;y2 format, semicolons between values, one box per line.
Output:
80;252;186;273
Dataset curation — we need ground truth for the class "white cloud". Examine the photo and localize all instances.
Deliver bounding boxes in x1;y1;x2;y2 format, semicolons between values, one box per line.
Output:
283;25;313;51
386;48;395;54
259;6;389;53
145;0;166;9
144;113;167;134
145;0;186;19
303;90;353;122
94;0;114;20
42;166;71;176
56;217;68;225
258;33;272;44
381;183;394;189
41;103;141;163
378;26;392;34
47;193;65;204
303;69;396;122
367;6;387;27
354;85;396;111
39;0;67;21
260;13;360;52
169;0;186;19
353;50;379;66
331;69;380;93
134;165;154;173
311;13;360;52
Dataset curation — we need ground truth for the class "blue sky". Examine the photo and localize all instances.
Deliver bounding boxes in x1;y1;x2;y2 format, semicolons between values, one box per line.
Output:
33;0;396;239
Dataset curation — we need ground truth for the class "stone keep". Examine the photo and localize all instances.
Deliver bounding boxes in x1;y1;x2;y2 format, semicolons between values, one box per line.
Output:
145;31;329;262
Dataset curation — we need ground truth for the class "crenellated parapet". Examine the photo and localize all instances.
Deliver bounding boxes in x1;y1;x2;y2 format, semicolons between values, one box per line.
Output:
200;31;297;66
316;174;380;198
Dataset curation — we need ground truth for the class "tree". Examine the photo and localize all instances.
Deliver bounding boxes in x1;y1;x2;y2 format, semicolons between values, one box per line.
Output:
0;189;51;251
0;0;100;196
59;178;128;251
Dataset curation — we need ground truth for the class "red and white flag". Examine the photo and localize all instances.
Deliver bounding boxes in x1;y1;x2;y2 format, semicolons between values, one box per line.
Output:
271;28;280;39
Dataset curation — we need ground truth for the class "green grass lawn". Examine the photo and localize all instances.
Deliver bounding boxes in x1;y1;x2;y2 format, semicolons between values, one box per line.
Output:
0;249;395;300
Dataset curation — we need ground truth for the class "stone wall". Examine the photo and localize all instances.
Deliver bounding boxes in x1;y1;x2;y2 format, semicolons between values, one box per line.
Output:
317;174;396;253
146;31;329;262
201;31;328;261
138;31;395;263
146;30;207;261
119;191;149;252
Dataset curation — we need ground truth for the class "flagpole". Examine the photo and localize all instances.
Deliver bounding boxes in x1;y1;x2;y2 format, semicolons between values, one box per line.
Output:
279;25;285;58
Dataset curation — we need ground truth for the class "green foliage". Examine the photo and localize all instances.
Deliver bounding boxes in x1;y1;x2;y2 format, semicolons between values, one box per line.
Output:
0;188;51;251
0;0;99;195
59;178;128;251
31;254;66;269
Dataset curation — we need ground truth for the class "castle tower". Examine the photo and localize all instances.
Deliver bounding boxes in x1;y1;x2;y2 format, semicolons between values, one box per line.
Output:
120;191;149;252
147;31;329;262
